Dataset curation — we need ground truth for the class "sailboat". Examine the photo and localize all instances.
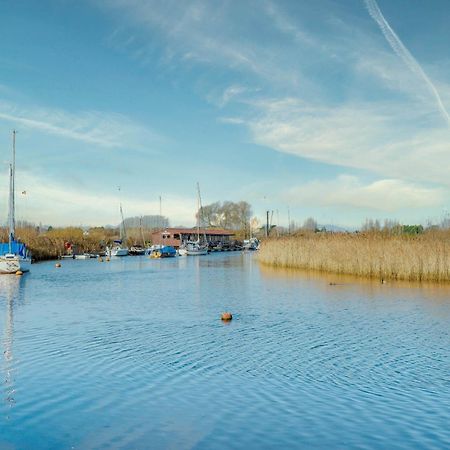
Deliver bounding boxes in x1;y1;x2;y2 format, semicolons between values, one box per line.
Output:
106;202;129;257
129;216;146;255
0;131;32;274
186;183;208;256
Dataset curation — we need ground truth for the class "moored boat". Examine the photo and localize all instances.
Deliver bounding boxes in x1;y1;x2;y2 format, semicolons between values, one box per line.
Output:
74;253;91;260
186;182;209;256
107;200;128;257
0;131;32;274
186;241;208;255
148;245;177;258
107;240;128;257
243;237;260;251
129;245;146;256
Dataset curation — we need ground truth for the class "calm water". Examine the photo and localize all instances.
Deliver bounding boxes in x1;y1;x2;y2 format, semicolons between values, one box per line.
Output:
1;253;449;449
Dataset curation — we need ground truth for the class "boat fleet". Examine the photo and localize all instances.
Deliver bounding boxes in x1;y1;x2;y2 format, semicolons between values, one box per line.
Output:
0;132;259;274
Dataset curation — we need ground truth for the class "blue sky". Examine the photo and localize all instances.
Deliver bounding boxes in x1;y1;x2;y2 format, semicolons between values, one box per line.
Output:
0;0;449;228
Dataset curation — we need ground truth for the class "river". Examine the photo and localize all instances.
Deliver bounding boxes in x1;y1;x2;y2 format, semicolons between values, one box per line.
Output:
1;253;449;449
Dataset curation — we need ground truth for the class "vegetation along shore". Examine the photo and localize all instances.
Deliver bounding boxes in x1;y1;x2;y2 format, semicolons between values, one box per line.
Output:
258;229;450;283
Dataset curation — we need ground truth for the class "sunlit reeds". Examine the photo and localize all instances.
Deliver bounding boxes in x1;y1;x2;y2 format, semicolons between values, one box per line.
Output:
0;226;115;261
258;230;450;282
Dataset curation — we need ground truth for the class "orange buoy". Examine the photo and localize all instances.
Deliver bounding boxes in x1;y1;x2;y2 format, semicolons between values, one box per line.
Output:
106;257;110;262
221;312;233;321
15;270;23;276
98;257;104;262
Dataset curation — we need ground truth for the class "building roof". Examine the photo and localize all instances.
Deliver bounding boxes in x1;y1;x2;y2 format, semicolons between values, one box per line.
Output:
152;227;235;236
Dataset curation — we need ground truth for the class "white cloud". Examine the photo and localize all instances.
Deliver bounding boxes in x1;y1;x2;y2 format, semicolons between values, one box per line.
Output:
0;171;196;227
285;175;445;211
0;99;162;150
220;85;247;107
231;97;450;186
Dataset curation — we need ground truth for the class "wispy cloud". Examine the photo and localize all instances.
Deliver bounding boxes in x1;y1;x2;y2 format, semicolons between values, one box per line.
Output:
39;0;450;224
100;0;310;89
0;99;162;150
1;171;196;226
225;97;450;186
262;0;318;48
364;0;450;125
284;175;445;211
206;84;255;108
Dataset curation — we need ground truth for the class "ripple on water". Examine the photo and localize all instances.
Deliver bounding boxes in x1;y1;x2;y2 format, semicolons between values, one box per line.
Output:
0;255;449;449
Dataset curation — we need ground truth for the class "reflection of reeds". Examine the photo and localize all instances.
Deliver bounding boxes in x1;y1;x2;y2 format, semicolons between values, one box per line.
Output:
258;231;450;282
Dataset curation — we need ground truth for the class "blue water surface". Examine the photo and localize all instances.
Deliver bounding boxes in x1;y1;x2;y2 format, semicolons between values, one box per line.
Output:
1;253;449;449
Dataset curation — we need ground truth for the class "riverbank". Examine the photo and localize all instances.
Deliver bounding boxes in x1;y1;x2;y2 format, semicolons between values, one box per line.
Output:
258;231;450;282
0;226;111;261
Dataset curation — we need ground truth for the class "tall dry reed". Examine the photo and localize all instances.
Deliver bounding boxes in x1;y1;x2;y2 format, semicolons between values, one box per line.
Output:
0;226;116;261
258;231;450;282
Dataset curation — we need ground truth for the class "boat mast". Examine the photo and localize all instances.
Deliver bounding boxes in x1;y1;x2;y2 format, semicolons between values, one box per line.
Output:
140;216;145;247
119;203;126;242
8;131;17;252
196;182;207;245
196;183;200;242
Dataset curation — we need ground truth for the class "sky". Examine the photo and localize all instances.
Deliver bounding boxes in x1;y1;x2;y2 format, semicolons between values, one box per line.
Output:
0;0;449;228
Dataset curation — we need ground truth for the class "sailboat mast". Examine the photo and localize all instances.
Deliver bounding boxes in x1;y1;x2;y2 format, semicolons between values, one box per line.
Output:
196;183;200;242
159;195;162;229
119;203;126;242
140;216;145;247
8;131;17;251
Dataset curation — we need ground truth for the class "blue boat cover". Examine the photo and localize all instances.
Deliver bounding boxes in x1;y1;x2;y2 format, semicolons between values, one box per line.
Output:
161;246;176;256
0;240;28;257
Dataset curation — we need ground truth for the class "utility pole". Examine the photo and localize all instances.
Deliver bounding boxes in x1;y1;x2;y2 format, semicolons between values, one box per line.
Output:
159;195;162;230
266;210;269;237
287;206;291;235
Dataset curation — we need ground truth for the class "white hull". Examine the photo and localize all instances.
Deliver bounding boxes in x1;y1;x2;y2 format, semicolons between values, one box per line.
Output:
74;254;90;260
107;246;128;257
0;255;31;274
186;249;208;256
185;241;208;256
178;248;188;256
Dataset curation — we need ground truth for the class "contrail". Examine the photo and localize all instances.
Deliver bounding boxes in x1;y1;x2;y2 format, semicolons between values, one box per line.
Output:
364;0;450;126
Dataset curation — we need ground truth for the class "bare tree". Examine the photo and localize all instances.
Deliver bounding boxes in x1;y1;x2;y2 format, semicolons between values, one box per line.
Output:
302;217;318;231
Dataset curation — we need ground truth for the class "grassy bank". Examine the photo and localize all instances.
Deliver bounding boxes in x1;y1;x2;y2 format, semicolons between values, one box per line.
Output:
258;231;450;282
0;226;115;261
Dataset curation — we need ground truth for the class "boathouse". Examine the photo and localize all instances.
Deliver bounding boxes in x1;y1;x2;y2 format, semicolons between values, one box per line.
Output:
150;228;235;248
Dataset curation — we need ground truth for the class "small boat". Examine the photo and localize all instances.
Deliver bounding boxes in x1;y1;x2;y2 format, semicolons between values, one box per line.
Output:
74;254;91;260
0;131;32;274
243;237;260;251
107;201;128;257
186;182;209;256
149;245;177;258
129;217;148;255
107;240;128;257
186;241;208;256
129;246;146;256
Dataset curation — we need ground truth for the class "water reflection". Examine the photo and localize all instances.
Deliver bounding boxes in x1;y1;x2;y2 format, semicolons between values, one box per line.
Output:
1;256;449;449
0;275;23;412
259;263;450;302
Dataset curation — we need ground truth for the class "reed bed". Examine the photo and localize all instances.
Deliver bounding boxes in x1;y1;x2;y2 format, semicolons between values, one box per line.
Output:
258;231;450;282
0;227;115;261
